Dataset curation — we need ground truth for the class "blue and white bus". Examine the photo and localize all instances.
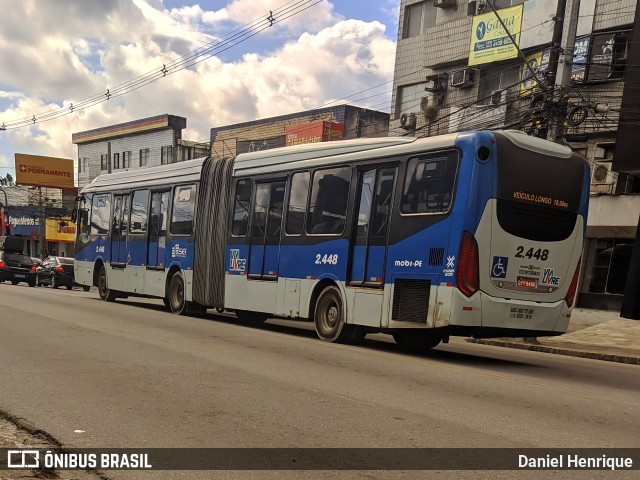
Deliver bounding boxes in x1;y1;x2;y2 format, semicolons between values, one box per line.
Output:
73;130;589;351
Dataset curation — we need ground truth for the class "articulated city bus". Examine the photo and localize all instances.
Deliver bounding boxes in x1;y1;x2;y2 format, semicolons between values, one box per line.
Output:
73;130;589;350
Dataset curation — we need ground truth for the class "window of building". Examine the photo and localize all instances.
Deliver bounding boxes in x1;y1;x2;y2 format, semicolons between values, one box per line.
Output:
140;148;149;167
78;157;88;174
583;239;633;295
123;151;131;169
285;171;310;235
170;184;196;235
231;179;251;237
90;194;111;235
129;190;149;235
401;150;459;215
307;167;351;235
100;154;108;171
113;152;120;170
396;82;429;118
161;145;174;165
477;64;520;105
403;1;437;39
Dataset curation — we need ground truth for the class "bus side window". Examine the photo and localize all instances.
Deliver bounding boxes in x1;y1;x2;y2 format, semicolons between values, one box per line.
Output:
130;190;150;235
308;166;351;235
90;194;111;235
78;194;92;236
285;171;310;235
401;152;458;215
231;179;251;237
170;184;196;236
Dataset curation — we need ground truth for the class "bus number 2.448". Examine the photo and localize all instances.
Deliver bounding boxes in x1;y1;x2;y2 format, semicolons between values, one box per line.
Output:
515;246;549;261
315;254;338;265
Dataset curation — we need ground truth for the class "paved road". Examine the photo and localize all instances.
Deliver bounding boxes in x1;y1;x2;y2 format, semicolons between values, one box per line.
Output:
0;283;638;479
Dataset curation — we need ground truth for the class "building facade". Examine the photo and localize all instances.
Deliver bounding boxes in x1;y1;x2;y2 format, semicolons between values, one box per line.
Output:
72;114;207;190
210;105;390;159
390;0;639;310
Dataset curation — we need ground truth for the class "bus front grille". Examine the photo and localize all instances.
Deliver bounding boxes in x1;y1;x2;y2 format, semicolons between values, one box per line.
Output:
392;279;431;323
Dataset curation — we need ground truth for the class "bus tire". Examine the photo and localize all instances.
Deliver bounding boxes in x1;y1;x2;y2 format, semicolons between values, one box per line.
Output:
393;331;441;353
97;266;117;302
314;285;363;344
168;271;188;315
162;297;171;310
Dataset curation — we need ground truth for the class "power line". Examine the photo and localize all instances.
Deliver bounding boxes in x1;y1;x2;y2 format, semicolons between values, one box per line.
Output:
0;0;323;130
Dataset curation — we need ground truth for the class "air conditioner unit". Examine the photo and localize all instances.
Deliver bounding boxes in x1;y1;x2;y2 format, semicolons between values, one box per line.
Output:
433;0;456;8
489;89;514;106
591;162;612;184
399;113;417;130
451;68;476;88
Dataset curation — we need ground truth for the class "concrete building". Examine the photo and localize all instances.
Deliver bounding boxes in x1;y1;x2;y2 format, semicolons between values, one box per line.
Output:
390;0;639;310
72;114;208;190
210;104;390;159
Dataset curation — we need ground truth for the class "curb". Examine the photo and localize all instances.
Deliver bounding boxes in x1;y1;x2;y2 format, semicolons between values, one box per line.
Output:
466;338;640;365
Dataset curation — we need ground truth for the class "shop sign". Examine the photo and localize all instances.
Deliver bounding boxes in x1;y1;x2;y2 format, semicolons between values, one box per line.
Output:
469;4;523;66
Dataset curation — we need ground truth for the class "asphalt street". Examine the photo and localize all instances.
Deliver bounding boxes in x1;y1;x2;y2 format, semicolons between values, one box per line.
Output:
0;283;638;479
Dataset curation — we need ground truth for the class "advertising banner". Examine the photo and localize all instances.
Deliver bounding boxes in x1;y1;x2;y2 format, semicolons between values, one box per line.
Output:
469;4;523;66
4;207;39;237
285;122;344;146
519;50;550;95
15;154;74;189
572;35;591;81
46;216;76;243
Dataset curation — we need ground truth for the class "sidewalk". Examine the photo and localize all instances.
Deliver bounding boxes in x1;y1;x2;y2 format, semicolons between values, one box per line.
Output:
467;308;640;365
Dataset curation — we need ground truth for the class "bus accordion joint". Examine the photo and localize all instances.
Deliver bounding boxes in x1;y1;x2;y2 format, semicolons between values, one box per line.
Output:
456;231;479;298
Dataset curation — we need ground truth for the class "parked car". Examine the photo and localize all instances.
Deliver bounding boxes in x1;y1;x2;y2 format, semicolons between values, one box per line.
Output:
0;250;37;287
31;257;42;268
36;256;86;290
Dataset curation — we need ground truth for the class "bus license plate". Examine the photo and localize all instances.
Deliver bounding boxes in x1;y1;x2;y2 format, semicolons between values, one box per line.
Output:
507;306;535;321
517;276;537;289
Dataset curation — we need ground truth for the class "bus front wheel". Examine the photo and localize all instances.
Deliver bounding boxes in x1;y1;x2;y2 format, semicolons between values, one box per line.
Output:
314;285;365;344
97;266;117;302
169;272;188;315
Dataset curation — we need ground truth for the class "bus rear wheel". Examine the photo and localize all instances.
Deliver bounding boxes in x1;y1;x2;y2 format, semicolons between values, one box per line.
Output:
169;272;187;315
393;331;441;353
97;266;117;302
314;285;364;344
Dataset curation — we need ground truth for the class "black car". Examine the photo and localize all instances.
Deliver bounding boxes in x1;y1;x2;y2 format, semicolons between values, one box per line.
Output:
36;256;85;290
0;250;37;287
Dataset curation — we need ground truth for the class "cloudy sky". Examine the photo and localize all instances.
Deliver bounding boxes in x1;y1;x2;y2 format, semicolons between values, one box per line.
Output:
0;0;399;179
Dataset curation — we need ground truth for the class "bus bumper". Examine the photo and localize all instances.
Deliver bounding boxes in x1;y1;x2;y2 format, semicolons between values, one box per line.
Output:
448;290;571;338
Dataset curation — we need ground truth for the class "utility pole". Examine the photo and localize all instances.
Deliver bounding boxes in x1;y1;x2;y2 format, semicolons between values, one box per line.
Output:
547;0;581;142
38;186;46;259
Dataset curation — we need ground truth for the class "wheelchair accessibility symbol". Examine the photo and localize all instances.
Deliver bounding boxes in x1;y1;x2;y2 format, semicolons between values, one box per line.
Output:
491;256;509;279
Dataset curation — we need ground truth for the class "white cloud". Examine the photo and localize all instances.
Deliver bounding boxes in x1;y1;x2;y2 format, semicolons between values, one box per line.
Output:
0;0;395;168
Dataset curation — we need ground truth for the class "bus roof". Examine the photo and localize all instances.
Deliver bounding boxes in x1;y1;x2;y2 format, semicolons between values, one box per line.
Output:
233;134;458;176
81;156;208;193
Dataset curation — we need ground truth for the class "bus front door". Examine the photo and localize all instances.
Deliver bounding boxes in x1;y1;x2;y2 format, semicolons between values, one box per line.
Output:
111;194;129;268
349;166;396;288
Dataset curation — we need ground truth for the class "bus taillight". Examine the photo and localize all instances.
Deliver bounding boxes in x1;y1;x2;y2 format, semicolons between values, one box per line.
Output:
565;259;581;308
457;231;479;297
